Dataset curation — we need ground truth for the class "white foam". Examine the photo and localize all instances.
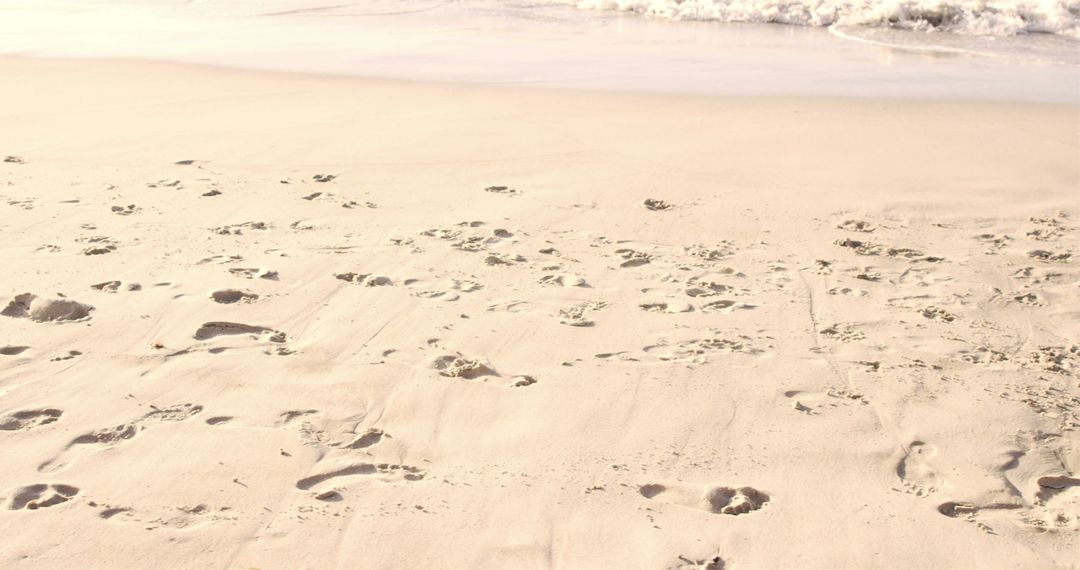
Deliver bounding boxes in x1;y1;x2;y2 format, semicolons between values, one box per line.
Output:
561;0;1080;38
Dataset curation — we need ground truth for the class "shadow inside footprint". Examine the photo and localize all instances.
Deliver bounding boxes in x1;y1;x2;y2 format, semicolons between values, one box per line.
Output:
639;483;667;499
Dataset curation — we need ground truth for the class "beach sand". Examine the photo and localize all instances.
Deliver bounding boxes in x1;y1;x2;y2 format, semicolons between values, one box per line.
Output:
0;56;1078;569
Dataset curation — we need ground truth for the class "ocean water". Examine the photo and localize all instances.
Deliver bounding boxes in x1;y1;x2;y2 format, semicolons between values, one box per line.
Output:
0;0;1077;101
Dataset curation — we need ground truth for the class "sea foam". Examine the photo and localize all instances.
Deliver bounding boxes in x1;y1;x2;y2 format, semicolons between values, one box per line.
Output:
561;0;1080;37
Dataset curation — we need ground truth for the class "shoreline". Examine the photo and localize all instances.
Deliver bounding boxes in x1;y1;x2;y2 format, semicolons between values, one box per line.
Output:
2;1;1078;104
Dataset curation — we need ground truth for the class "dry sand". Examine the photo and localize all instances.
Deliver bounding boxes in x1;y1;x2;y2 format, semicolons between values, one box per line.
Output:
0;56;1078;569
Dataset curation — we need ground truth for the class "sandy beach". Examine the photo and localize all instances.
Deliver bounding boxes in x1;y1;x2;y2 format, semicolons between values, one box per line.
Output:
0;28;1078;570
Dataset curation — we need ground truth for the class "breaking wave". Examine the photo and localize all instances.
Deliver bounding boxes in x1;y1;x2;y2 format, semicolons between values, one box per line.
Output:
558;0;1080;38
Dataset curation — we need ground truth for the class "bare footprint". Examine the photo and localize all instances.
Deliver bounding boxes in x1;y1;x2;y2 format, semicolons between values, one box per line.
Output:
639;482;770;515
334;273;393;286
194;322;285;343
38;424;139;473
431;354;496;379
229;267;278;280
295;462;425;492
1035;475;1080;502
894;440;943;497
485;185;519;196
2;294;93;322
537;274;587;287
142;403;203;423
5;484;79;510
39;404;201;473
91;280;141;293
784;389;868;415
639;301;693;314
0;409;62;431
670;554;725;570
337;428;385;450
210;289;259;304
643;198;673;211
615;249;652;268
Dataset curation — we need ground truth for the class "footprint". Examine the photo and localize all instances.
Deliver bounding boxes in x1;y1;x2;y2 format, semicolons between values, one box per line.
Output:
295;462;425;491
111;204;139;216
81;244;116;256
484;253;525;266
671;554;725;570
685;282;734;298
278;409;319;426
484;185;519;196
98;506;133;520
450;279;483;293
210;289;259;304
1;293;35;318
0;345;30;356
338;428;385;450
0;409;62;431
142;403;203;423
558;301;608;327
827;286;868;297
229;267;278;280
5;484;79;510
615;249;651;268
1027;249;1071;263
431;354;496;379
147;178;182;189
91;281;141;293
2;294;93;322
485;301;531;313
39;404;201;473
1035;475;1080;505
410;278;483;301
699;300;753;313
784;389;868;415
819;323;865;342
686;243;735;262
703;485;771;515
412;290;460;302
194;322;285;343
1010;291;1043;306
213;221;269;235
917;306;957;323
643;335;761;363
640;482;770;515
30;298;93;322
538;274;587;287
894;441;943;497
197;254;243;265
643;198;673;211
936;501;1023;533
836;219;876;233
334;273;392;286
639;301;693;314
